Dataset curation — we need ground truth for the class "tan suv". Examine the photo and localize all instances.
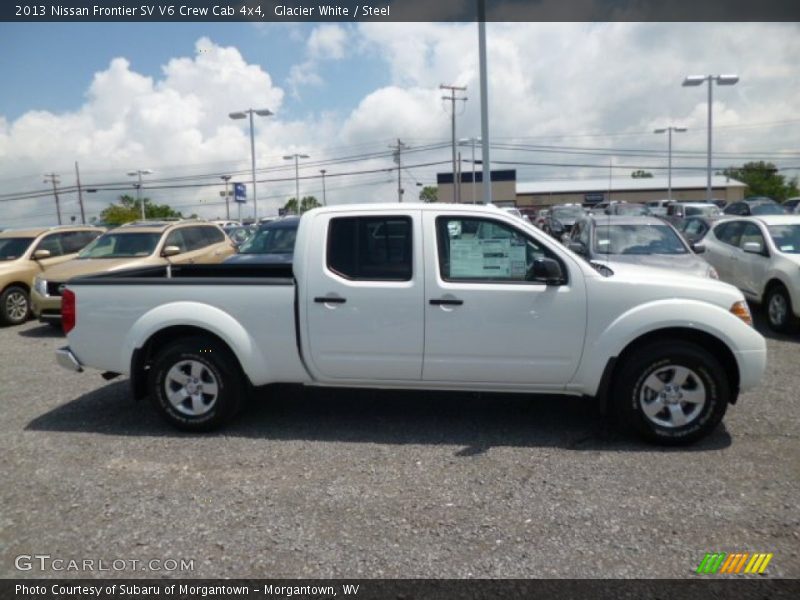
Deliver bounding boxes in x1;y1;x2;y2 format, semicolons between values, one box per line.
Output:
0;226;104;326
31;220;235;324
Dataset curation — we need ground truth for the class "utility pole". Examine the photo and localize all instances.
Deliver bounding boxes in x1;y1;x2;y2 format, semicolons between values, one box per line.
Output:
389;139;408;202
220;175;232;220
43;173;62;225
440;84;467;203
74;162;86;224
320;169;328;206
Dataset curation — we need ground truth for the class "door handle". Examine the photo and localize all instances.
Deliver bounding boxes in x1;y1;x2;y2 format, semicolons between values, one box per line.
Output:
429;298;464;306
314;296;346;304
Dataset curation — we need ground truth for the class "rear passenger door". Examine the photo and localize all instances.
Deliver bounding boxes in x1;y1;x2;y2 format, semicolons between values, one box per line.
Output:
706;221;745;284
303;211;424;381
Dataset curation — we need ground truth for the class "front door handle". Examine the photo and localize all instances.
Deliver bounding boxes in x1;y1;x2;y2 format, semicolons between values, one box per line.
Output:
315;296;346;304
429;298;464;306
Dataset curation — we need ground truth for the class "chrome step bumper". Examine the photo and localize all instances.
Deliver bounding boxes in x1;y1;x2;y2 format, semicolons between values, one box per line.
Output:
56;346;83;373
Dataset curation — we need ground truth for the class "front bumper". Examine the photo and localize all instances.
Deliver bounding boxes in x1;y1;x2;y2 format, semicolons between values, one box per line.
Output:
56;346;83;373
734;347;768;393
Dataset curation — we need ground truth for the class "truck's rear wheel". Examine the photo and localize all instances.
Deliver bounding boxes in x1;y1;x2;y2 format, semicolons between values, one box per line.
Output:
612;341;729;445
148;336;243;432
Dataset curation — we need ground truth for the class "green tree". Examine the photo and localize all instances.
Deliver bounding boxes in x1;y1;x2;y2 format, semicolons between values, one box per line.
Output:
419;185;438;202
631;170;654;178
721;161;799;201
99;194;183;226
283;195;322;215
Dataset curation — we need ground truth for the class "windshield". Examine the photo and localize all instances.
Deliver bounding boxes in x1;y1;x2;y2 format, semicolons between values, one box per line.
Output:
239;225;297;255
78;232;161;258
594;224;688;255
685;205;721;216
0;237;35;261
769;224;800;254
551;206;584;219
752;203;787;215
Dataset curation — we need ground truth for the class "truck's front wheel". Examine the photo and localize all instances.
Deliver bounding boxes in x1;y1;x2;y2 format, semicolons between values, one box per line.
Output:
148;336;243;432
613;341;730;445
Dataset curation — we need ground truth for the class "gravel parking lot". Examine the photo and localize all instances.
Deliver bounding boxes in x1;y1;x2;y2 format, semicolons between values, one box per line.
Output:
1;311;798;579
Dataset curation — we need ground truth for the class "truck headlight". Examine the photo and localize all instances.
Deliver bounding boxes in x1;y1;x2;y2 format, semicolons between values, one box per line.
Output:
730;301;753;326
35;277;48;296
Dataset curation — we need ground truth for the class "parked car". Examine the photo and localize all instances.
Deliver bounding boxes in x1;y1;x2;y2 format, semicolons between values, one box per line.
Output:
0;226;104;326
31;220;235;324
677;214;732;245
534;208;550;229
543;204;585;238
56;203;766;445
605;202;651;216
663;202;722;228
224;217;300;265
566;215;718;279
700;215;800;332
782;197;800;213
213;220;241;229
723;200;786;216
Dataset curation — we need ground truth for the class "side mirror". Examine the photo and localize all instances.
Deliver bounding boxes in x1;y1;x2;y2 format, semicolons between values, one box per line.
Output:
162;245;181;257
531;258;565;285
568;241;587;256
691;243;706;254
742;241;763;255
33;249;51;260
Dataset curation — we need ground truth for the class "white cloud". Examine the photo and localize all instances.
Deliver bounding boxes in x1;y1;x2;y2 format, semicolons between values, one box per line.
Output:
287;24;350;96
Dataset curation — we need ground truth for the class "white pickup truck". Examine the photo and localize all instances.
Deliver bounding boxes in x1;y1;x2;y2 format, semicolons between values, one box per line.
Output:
56;204;767;445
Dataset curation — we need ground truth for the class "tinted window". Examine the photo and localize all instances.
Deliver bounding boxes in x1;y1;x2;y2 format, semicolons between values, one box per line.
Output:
739;223;766;250
164;229;188;253
723;203;746;215
768;224;800;254
436;216;561;283
714;221;746;247
327;216;412;281
79;232;161;258
61;231;100;254
0;237;35;261
35;233;67;257
182;227;208;251
683;219;707;237
202;226;226;244
751;203;786;216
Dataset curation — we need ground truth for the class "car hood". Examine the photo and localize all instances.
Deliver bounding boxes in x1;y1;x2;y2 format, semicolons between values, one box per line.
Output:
224;253;293;265
38;257;161;281
602;253;711;277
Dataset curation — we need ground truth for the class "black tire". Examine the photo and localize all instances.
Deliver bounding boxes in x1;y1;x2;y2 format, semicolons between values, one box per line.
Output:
0;285;30;326
612;341;730;445
765;283;798;334
148;336;243;432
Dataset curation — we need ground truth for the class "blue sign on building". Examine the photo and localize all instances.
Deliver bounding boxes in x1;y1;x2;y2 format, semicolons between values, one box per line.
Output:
234;183;247;203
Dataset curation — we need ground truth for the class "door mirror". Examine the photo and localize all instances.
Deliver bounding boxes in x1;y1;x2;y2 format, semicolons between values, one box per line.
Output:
567;241;587;257
33;249;51;260
742;241;763;255
162;245;181;257
691;243;706;254
531;258;565;285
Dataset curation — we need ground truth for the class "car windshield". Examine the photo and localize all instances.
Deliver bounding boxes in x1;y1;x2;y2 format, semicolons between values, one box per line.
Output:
752;203;787;215
551;206;584;219
239;225;297;255
685;205;721;216
614;204;650;215
0;237;35;260
768;224;800;254
594;224;688;255
78;232;161;258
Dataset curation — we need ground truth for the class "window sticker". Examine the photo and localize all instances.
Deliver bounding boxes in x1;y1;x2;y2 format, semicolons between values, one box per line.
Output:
450;238;527;279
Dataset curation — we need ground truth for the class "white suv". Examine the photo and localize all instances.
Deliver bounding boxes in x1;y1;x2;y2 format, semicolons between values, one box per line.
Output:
701;215;800;332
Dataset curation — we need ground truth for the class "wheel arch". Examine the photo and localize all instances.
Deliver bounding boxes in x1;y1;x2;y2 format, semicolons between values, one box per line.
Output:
130;325;250;401
596;327;740;413
1;281;31;295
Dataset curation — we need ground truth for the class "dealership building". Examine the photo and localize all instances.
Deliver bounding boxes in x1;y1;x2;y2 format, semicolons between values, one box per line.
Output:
436;171;747;210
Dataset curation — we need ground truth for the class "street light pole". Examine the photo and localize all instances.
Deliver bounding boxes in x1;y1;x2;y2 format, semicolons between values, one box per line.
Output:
682;74;739;201
459;137;481;204
320;169;327;206
653;126;687;201
229;108;273;221
283;153;310;213
220;175;232;220
126;169;153;220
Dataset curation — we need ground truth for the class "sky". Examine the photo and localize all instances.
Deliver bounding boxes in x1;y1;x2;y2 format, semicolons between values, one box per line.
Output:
1;21;799;226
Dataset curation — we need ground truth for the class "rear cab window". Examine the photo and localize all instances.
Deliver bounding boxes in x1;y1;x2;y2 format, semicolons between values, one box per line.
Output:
326;216;413;281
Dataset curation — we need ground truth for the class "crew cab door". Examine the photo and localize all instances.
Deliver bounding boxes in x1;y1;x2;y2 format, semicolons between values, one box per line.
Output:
303;210;424;381
422;213;587;385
